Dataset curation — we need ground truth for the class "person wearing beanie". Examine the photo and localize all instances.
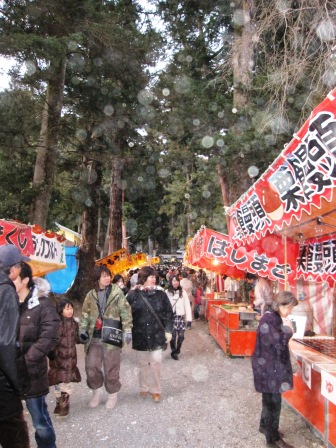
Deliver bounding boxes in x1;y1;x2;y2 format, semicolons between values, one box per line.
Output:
48;299;81;417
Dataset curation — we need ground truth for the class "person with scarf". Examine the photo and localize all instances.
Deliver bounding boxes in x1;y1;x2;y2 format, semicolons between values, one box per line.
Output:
79;265;132;410
166;274;192;360
126;266;174;402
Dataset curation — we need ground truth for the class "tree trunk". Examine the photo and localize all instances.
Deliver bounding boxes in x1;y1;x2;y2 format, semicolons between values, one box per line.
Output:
107;156;124;254
216;164;231;232
28;59;67;228
67;158;102;302
232;0;255;108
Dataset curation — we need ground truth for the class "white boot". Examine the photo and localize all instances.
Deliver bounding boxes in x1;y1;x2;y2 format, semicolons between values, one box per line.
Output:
89;387;103;408
105;392;118;410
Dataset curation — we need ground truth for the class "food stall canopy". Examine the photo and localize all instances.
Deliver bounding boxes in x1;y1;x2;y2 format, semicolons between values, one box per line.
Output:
0;219;34;256
55;222;81;246
96;249;153;275
227;88;336;285
185;227;296;282
0;220;66;277
46;246;78;294
29;225;66;277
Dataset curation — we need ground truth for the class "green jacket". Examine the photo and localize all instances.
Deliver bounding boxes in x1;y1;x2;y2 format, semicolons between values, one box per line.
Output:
80;284;132;350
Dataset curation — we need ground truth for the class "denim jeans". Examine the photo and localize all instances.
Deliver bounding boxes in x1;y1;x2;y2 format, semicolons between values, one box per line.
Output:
25;395;56;448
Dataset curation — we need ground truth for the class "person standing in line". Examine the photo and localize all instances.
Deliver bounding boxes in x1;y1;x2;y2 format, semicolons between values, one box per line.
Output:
48;298;81;417
193;284;202;320
126;266;174;402
180;271;194;329
166;274;192;361
252;291;298;448
0;245;31;448
79;265;133;410
15;263;60;448
246;273;273;316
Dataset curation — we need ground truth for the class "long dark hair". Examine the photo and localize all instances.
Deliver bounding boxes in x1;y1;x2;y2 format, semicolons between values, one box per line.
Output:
167;274;182;298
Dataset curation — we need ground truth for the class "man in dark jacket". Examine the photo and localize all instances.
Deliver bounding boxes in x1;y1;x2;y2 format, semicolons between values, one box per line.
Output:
0;244;31;448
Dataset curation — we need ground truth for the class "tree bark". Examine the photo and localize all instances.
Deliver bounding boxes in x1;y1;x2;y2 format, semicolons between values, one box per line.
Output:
216;164;231;232
28;58;67;228
67;157;102;302
232;0;255;108
107;156;124;254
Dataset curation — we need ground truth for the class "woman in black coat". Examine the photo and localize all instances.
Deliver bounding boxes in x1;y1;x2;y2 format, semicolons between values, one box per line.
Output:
126;266;174;402
252;291;298;447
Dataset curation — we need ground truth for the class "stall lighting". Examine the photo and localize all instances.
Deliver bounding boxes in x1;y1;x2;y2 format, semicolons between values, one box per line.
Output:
316;217;336;230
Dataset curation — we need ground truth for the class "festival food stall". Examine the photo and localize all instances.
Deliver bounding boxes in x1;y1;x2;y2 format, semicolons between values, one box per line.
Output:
0;219;34;256
96;248;159;276
0;220;66;277
29;225;66;277
185;227;267;355
227;88;336;447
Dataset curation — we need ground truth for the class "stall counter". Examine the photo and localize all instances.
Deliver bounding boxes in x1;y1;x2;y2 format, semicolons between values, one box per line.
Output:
203;298;228;320
208;305;257;357
284;339;336;448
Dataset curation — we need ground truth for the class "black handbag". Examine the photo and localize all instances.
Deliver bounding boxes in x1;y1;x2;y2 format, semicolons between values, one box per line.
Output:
101;318;123;347
95;292;123;348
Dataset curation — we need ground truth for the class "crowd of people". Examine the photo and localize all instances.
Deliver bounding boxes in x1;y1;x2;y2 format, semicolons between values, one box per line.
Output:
0;247;298;448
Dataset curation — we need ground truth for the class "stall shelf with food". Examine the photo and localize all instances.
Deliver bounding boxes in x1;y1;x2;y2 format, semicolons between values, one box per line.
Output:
209;303;257;356
284;337;336;448
203;291;228;320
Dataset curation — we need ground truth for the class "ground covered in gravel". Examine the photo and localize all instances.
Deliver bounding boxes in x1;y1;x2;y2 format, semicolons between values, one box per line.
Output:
25;317;325;448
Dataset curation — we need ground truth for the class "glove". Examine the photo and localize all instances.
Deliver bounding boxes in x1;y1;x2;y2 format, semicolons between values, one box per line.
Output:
165;332;172;343
124;332;132;345
79;330;89;344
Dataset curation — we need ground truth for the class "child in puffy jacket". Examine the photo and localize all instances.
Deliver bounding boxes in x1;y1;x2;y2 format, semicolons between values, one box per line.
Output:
48;299;81;417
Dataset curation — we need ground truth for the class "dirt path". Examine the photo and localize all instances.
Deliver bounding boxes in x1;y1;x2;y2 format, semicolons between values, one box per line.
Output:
25;319;324;448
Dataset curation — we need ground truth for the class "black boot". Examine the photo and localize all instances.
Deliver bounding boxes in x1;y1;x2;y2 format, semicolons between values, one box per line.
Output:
58;392;70;417
175;338;183;355
171;351;179;360
53;397;61;415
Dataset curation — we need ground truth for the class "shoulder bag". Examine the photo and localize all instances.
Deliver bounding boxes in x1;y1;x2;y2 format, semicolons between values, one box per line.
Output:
96;292;123;348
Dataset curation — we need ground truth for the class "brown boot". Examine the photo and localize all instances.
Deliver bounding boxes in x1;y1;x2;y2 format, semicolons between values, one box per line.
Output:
58;392;70;417
53;397;61;415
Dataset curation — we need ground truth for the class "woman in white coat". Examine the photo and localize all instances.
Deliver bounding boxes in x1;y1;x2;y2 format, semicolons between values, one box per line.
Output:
166;275;192;360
